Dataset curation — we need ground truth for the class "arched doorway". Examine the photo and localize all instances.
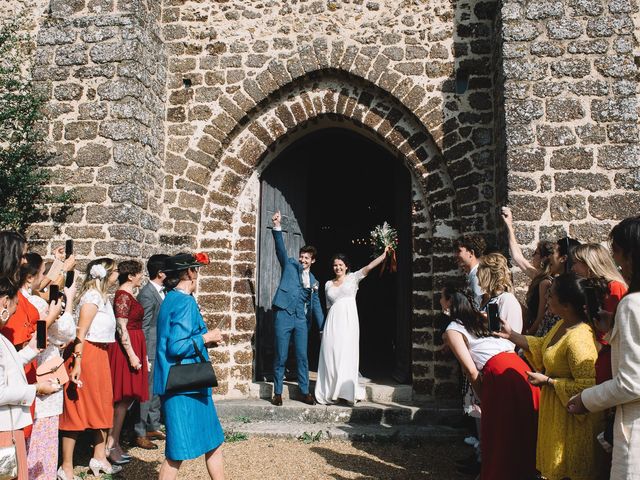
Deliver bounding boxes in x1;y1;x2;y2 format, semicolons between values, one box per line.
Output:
256;127;412;387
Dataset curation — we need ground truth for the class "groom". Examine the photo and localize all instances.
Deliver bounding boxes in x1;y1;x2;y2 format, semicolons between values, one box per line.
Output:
271;210;325;406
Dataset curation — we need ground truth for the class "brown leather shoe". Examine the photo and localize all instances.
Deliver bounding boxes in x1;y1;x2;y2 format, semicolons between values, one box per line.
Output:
146;430;166;440
300;393;316;405
271;394;283;406
135;436;158;450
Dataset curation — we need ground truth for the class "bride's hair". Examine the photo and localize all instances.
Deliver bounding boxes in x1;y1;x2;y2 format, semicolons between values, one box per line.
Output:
330;253;350;272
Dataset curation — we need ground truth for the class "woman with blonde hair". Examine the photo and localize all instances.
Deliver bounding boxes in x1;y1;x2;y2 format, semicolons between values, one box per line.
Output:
572;244;627;383
476;253;523;335
572;244;627;310
58;258;123;480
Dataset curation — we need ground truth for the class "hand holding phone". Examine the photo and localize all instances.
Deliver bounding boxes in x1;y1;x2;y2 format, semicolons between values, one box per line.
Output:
488;303;501;332
36;320;47;349
49;284;61;302
65;239;73;259
65;270;75;288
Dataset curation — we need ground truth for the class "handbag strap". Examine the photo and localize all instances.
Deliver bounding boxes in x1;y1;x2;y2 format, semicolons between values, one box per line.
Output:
175;338;207;365
36;359;65;376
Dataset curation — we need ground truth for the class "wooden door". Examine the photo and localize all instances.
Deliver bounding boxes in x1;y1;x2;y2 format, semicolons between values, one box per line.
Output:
256;157;308;381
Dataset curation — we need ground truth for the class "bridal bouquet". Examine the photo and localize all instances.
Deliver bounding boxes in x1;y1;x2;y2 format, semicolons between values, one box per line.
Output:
370;222;398;274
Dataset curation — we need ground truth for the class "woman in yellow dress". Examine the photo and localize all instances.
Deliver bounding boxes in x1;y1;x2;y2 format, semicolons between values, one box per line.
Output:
497;272;604;480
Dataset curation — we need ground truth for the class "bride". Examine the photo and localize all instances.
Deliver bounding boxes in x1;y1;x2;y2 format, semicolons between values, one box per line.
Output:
315;247;390;405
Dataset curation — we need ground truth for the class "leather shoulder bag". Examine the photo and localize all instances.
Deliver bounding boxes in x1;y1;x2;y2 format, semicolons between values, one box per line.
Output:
165;338;218;394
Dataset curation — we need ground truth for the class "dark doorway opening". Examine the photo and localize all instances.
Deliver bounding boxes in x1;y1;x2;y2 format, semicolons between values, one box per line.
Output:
257;127;412;385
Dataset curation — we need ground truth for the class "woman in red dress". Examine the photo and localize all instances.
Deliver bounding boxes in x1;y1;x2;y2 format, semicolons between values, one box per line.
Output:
441;284;540;480
106;260;149;464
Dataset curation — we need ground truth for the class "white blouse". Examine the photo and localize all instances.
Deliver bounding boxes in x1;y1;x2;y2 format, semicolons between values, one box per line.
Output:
446;321;515;371
23;290;76;419
77;289;116;343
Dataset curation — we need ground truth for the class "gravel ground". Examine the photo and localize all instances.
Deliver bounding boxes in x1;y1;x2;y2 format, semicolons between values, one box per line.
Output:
73;436;472;479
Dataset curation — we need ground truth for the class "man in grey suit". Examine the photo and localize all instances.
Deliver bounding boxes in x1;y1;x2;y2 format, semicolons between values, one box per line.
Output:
134;254;169;449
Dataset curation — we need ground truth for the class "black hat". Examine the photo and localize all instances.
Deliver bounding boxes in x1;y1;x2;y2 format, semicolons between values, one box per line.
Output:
163;252;210;272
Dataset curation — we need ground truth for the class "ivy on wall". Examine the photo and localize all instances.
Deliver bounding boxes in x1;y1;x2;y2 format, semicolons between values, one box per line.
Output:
0;18;73;233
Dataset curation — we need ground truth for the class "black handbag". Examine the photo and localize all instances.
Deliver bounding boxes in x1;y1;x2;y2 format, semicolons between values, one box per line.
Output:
165;339;218;393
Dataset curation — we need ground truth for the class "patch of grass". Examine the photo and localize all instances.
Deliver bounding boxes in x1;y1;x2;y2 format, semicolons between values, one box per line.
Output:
233;415;251;424
224;429;249;442
298;430;323;443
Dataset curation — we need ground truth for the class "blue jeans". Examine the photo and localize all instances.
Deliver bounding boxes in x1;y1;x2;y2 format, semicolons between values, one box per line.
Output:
273;309;309;395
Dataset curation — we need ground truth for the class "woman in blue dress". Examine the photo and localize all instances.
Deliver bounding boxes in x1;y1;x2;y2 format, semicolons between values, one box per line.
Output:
153;252;224;480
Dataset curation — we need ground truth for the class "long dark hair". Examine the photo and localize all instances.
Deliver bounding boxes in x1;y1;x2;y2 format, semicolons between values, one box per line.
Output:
526;240;556;322
0;231;27;285
442;284;490;338
0;277;18;299
610;216;640;294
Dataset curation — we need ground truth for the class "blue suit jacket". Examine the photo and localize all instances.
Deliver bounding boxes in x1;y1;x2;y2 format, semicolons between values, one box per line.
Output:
271;229;325;330
153;289;210;396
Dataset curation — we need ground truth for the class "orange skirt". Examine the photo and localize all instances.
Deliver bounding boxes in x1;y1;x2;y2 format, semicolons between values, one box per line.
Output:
59;341;114;431
0;429;27;480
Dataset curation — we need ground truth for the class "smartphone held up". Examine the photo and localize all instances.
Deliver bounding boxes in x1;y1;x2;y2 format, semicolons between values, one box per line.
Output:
488;303;501;332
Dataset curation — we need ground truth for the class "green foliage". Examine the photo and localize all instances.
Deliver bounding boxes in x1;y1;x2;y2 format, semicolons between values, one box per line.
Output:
233;415;252;424
298;430;323;443
0;19;73;233
224;429;249;442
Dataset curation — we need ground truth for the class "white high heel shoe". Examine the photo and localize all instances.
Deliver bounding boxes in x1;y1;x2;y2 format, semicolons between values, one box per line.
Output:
56;466;81;480
89;458;123;476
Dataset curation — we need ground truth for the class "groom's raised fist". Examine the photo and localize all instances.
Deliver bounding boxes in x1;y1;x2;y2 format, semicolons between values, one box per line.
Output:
272;210;281;227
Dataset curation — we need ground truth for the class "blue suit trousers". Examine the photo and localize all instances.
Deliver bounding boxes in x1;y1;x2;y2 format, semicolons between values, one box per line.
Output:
273;308;309;395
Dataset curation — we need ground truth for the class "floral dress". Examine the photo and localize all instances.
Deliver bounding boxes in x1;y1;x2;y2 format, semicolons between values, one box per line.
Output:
525;320;604;480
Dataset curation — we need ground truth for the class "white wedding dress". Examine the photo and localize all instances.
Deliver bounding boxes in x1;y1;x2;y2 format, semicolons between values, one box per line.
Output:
315;269;366;405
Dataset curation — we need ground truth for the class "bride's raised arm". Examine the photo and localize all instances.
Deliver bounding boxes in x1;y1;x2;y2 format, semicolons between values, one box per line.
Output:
360;245;392;277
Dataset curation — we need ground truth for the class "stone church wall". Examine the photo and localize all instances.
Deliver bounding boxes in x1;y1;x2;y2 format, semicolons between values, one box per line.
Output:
1;0;637;401
498;0;639;287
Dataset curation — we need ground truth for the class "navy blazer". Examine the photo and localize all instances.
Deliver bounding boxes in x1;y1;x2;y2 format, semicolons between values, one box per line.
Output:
271;229;325;330
153;289;210;396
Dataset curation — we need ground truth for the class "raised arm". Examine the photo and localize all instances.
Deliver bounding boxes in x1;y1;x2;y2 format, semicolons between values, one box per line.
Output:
501;207;539;280
361;246;391;277
271;210;287;268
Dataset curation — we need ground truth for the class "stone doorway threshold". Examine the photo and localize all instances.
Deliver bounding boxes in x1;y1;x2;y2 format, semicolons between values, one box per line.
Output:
254;371;414;404
215;378;465;442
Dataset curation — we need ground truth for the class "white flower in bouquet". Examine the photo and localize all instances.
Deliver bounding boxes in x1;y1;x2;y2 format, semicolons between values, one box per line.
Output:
369;222;398;257
369;222;398;274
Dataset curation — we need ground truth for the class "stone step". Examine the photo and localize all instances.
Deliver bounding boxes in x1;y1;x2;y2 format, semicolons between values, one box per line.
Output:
250;378;414;404
220;419;464;442
215;399;462;427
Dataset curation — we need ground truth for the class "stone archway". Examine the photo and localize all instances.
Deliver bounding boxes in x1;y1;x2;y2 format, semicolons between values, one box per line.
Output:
193;71;462;400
